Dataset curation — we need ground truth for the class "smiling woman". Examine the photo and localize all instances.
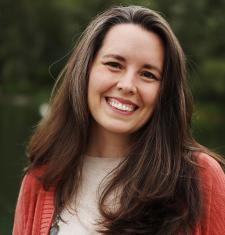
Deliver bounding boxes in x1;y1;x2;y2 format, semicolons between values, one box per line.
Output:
13;5;225;235
87;24;163;137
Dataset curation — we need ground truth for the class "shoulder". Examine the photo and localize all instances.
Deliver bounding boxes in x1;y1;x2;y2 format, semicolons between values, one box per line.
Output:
196;152;223;169
16;165;55;211
13;166;51;234
196;153;225;200
194;152;225;186
21;166;46;194
193;153;225;234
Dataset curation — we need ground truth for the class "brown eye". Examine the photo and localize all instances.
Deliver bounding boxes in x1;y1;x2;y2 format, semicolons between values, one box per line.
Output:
104;62;122;69
141;71;158;80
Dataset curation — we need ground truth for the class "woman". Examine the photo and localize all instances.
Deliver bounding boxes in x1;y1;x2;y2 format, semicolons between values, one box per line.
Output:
13;5;225;235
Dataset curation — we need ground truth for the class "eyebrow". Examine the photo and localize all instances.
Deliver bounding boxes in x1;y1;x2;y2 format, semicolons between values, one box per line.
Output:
103;54;125;62
102;54;162;76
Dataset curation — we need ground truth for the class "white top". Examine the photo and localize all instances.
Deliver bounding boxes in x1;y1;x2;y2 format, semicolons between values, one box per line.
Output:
57;156;123;235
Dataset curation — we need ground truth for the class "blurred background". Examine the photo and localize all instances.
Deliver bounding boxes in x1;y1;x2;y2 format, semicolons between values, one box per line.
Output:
0;0;225;234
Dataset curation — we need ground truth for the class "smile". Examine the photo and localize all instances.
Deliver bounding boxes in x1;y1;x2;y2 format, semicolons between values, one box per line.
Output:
106;97;138;112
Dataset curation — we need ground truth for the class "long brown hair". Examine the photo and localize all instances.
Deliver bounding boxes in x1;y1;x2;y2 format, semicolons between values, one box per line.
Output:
27;5;224;235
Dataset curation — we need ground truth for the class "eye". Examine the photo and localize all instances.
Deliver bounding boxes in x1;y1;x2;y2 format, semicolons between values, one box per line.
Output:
103;61;123;70
140;71;158;80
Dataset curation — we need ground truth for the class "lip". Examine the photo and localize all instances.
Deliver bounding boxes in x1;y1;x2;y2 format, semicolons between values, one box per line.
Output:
105;96;139;116
106;96;139;108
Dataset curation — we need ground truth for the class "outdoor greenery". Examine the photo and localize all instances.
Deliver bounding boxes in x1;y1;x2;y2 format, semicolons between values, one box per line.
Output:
1;0;225;153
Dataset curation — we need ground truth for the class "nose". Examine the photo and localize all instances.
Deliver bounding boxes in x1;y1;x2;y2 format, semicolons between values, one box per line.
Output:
116;71;137;94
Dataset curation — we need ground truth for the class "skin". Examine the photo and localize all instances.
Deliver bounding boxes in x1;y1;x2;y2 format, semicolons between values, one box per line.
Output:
87;23;164;158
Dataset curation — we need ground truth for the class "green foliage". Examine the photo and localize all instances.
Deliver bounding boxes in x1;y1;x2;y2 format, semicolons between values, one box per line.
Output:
192;101;225;154
192;59;225;100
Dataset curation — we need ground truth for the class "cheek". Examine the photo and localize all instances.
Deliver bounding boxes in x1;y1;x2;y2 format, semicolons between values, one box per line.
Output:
89;70;115;96
141;85;160;107
88;69;101;95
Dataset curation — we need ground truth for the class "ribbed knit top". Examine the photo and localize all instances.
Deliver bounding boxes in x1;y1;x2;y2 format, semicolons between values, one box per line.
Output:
57;156;123;234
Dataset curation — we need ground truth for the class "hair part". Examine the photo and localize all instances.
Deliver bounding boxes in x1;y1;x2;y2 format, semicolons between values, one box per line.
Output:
26;5;224;235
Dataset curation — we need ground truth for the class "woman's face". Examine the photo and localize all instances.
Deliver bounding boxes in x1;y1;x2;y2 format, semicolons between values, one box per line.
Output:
88;23;164;136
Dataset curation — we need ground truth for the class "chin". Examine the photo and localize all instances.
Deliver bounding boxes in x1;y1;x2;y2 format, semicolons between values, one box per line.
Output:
101;123;138;135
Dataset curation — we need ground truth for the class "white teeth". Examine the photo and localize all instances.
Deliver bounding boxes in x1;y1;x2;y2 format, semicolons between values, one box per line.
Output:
107;98;135;112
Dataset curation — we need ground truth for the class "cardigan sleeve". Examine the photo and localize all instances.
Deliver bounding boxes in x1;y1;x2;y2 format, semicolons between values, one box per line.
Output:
198;153;225;235
12;169;43;235
12;173;28;235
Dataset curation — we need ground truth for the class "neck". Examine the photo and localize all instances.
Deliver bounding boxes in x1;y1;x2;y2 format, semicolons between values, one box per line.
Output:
86;123;131;158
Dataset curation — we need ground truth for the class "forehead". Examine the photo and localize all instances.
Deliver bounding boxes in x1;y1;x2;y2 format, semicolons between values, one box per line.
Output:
97;23;164;67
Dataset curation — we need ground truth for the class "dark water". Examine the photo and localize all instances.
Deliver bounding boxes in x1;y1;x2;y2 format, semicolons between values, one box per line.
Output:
0;95;40;235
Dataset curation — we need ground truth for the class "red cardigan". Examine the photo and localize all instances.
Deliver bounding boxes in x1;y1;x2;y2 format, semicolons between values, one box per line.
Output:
13;153;225;235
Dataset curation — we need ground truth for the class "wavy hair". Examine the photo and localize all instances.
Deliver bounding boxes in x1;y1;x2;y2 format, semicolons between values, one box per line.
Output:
26;5;223;235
